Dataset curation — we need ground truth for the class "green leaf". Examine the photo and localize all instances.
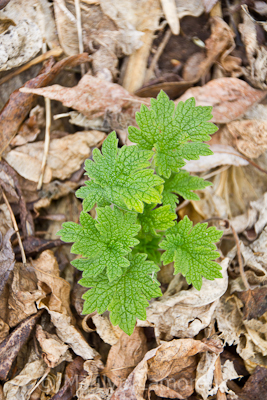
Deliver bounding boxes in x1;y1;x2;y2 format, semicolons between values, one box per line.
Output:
137;203;176;236
160;216;223;290
80;253;162;335
76;131;164;213
57;206;140;281
162;170;212;212
133;234;162;265
128;91;217;178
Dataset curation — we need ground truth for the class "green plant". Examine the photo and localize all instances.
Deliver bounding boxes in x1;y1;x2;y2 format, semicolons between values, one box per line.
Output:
57;91;223;335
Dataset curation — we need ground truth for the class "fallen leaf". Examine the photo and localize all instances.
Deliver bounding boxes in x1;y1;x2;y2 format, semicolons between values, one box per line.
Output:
202;0;219;13
34;250;98;359
50;356;86;400
0;229;14;296
3;359;47;400
10;105;44;147
5;130;105;183
104;327;148;387
112;338;223;400
36;324;72;368
177;77;267;123
20;73;147;131
0;20;42;71
0;0;59;49
228;365;267;400
0;53;90;156
0;311;42;380
184;145;249;173
237;287;267;320
138;259;229;341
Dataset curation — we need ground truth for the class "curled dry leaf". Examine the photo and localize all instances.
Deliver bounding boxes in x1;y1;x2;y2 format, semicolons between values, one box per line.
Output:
228;365;267;400
0;53;90;156
0;311;42;380
196;354;240;399
104;327;148;387
10;105;45;147
0;19;42;71
228;119;267;159
177;77;267;123
202;0;219;13
34;250;98;359
77;359;112;400
0;0;58;49
184;144;249;173
91;313;123;346
4;130;105;183
137;259;229;341
36;324;72;368
237;286;267;321
0;228;15;297
112;338;223;400
239;9;267;90
3;358;47;400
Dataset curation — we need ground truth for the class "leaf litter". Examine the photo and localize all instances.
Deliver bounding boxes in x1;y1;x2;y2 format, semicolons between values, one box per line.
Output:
1;1;267;399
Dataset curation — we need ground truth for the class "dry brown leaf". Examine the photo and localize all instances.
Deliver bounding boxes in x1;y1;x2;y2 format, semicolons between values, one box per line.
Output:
36;324;72;368
20;74;148;131
228;119;267;159
239;9;267;90
5;130;105;183
0;0;59;49
228;365;267;400
34;250;98;359
77;359;111;400
137;259;229;341
0;229;14;297
202;0;219;13
112;338;223;400
0;311;43;380
10;105;44;147
177;77;267;123
91;313;123;345
104;327;148;387
0;20;42;71
3;358;47;400
7;262;45;327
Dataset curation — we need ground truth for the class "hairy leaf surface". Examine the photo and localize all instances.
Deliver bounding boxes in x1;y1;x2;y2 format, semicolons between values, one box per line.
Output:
128;91;217;178
80;254;162;335
57;206;140;281
162;170;212;212
161;216;223;290
76;131;164;213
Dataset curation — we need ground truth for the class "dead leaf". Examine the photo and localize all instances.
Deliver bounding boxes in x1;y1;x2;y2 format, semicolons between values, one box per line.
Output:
36;324;72;368
239;9;267;90
0;53;90;156
10;105;44;147
0;311;42;380
34;250;98;359
50;357;86;400
138;259;229;341
104;327;148;387
0;0;59;49
228;365;267;400
0;229;14;296
3;358;47;400
184;145;249;173
177;77;267;123
237;287;267;320
112;338;222;400
203;0;219;13
5;130;105;183
0;20;42;71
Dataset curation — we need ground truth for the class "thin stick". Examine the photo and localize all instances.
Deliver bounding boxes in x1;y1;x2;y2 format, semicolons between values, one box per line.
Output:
145;28;172;83
75;0;85;76
0;47;62;86
2;191;26;264
26;367;50;400
37;43;51;190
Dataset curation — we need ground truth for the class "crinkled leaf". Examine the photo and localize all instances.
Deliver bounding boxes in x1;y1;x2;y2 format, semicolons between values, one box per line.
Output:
57;206;140;281
76;131;164;213
137;203;176;236
80;254;162;335
128;91;217;178
162;170;212;212
161;216;223;290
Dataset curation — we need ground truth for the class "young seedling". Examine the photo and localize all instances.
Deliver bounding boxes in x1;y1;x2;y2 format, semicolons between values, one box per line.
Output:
57;91;223;335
